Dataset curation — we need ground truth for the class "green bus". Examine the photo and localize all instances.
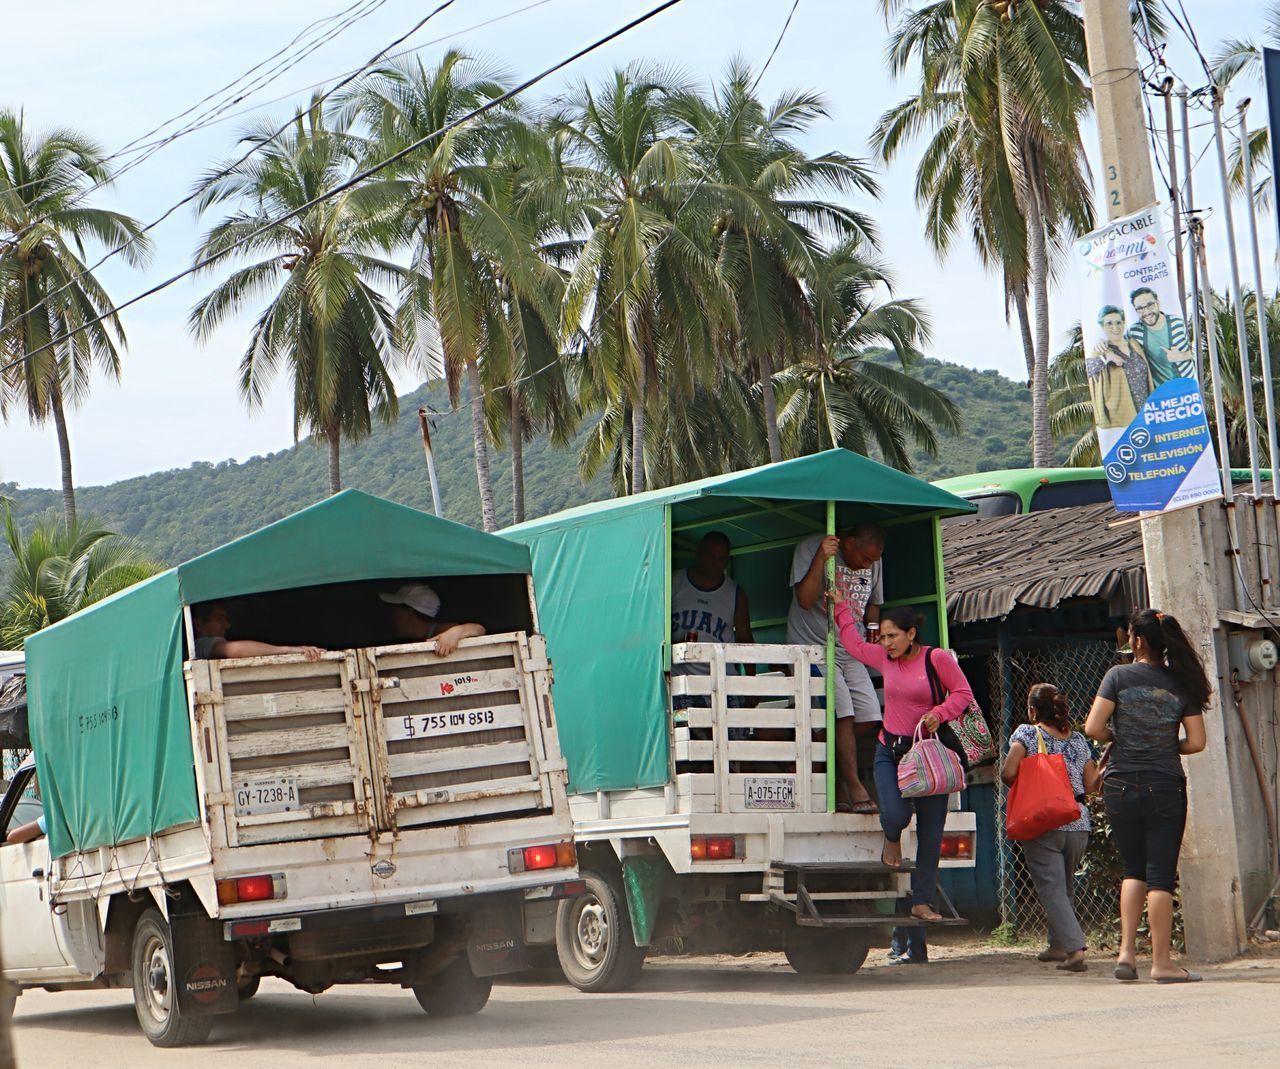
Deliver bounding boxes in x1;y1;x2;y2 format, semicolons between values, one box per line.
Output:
934;466;1269;519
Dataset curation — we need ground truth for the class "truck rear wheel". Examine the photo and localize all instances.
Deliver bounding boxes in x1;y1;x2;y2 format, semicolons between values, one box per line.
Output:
412;954;492;1016
1;980;16;1022
556;870;646;993
783;927;871;975
131;909;214;1047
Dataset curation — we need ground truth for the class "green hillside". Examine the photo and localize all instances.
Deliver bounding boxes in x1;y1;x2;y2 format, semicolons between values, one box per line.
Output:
3;357;1050;566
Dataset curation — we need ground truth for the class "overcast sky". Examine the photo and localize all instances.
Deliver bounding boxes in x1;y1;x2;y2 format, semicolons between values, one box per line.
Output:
0;0;1268;489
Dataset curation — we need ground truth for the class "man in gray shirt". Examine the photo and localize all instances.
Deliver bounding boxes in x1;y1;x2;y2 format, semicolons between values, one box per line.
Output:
192;603;324;661
787;523;885;812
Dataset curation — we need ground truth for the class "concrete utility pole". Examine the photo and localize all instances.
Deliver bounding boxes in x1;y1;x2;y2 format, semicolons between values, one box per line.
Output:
1080;0;1247;961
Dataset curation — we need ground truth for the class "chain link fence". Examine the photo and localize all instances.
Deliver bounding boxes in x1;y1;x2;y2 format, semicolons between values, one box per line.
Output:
987;639;1123;943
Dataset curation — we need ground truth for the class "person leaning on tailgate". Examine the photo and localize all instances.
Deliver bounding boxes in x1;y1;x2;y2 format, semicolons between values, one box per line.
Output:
192;602;325;661
382;583;485;657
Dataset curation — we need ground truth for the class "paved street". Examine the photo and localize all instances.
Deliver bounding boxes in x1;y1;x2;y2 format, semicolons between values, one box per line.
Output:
11;941;1280;1068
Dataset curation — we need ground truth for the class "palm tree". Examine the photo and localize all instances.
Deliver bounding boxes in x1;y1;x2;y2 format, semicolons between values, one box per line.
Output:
774;239;959;468
1;506;161;647
551;64;736;493
1047;323;1099;466
673;62;879;462
189;100;403;496
873;0;1093;467
1212;11;1279;209
0;110;152;527
340;52;557;531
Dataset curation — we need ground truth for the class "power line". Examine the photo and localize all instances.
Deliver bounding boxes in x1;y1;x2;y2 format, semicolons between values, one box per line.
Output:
117;0;560;159
0;0;464;351
2;0;393;206
1;0;690;380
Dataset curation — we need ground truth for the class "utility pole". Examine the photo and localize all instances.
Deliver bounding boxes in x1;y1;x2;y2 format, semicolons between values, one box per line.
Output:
1081;0;1247;961
418;407;443;518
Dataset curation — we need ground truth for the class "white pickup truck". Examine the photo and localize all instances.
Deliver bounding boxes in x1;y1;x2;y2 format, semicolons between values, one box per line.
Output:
0;492;578;1046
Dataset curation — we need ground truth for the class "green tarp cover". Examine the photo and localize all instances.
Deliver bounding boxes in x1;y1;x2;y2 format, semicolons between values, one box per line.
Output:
504;450;972;794
26;491;532;859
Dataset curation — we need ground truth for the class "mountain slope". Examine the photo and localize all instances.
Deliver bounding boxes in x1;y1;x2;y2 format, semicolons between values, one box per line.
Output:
3;358;1049;565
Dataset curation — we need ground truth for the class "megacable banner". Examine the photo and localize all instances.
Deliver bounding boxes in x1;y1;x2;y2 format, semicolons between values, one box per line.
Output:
1075;205;1221;513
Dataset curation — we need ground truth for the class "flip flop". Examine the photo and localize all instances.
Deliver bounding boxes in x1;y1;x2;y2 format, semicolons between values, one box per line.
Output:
880;846;905;871
1037;949;1068;963
1155;969;1202;984
1114;962;1138;982
1056;959;1088;973
850;798;880;814
910;907;944;923
836;800;854;813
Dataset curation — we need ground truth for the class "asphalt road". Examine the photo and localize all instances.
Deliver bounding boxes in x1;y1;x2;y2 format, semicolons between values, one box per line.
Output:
10;943;1280;1068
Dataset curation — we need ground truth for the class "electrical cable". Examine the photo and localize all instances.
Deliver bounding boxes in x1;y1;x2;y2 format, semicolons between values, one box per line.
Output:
1;0;689;379
0;0;464;352
2;0;393;205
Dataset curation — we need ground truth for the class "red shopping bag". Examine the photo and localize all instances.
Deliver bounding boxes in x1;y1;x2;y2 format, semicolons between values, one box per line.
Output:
1005;727;1080;841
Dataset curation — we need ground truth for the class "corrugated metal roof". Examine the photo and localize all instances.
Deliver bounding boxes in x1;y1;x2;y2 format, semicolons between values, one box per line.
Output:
943;502;1147;625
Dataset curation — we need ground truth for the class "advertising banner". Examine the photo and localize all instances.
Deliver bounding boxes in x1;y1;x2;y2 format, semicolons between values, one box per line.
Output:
1075;205;1222;513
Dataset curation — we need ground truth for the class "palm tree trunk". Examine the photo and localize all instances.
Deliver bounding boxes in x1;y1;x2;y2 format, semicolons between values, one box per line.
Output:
1011;284;1035;385
467;358;498;531
326;428;342;496
631;360;647;494
760;351;782;463
49;381;77;528
1025;187;1053;467
510;393;525;525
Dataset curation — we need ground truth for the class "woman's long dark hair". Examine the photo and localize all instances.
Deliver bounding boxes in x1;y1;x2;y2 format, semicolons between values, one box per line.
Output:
1027;683;1071;732
880;606;925;634
1129;608;1212;712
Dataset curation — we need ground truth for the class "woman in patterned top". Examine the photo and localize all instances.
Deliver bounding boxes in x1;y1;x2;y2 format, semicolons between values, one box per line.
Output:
1002;684;1101;973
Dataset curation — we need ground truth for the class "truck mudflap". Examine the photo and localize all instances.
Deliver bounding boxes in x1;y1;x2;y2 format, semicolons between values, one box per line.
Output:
465;906;529;977
171;913;238;1017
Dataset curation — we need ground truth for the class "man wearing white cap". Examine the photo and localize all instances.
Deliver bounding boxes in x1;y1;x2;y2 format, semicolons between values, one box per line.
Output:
381;583;485;657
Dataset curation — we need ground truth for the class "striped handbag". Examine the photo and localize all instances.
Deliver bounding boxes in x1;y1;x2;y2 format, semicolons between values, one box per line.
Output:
897;722;966;798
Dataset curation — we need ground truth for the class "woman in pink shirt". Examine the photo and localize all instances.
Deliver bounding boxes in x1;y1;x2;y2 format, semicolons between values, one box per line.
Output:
834;598;974;923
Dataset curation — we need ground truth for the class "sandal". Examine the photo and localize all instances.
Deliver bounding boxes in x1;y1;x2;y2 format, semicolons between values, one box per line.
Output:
881;845;905;870
836;800;854;813
1114;962;1138;982
1056;958;1088;973
1155;969;1201;984
910;905;944;923
849;798;879;814
1037;949;1068;963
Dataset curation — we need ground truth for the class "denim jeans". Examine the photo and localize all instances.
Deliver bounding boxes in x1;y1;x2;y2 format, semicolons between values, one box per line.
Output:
874;741;950;907
1103;770;1187;894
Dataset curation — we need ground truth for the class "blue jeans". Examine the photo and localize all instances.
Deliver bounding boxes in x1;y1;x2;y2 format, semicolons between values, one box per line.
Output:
874;742;950;907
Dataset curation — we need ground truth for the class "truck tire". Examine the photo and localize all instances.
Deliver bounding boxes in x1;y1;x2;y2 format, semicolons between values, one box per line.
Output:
131;909;214;1047
237;976;260;1001
555;870;647;993
1;980;16;1022
412;954;492;1017
783;927;871;975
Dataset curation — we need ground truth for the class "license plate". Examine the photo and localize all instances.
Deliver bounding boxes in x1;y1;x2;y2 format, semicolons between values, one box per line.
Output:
233;775;299;817
384;708;498;742
743;776;795;810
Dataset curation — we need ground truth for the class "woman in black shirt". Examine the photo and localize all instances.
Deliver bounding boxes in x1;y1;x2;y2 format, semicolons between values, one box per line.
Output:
1085;609;1209;984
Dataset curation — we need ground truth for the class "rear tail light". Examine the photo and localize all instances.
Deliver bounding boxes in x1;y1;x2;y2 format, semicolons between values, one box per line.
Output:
508;841;577;873
216;873;286;906
940;833;974;860
690;836;738;861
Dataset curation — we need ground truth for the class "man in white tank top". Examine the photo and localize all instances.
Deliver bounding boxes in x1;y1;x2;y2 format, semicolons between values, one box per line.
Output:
670;532;754;716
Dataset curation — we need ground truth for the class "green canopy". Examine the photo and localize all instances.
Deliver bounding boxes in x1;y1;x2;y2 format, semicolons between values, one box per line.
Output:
504;450;973;793
27;491;531;859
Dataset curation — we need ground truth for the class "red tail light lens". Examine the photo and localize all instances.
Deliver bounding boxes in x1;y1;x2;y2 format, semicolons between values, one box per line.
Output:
509;842;577;873
940;833;973;860
216;873;284;905
690;836;737;861
523;845;559;871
